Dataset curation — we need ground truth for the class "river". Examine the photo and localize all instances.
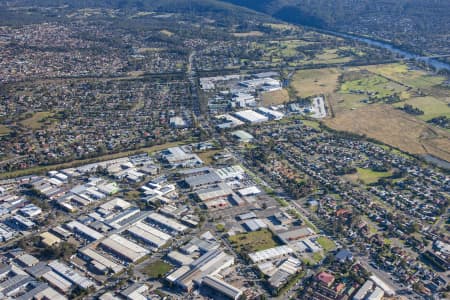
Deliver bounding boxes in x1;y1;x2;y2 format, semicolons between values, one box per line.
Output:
323;30;450;72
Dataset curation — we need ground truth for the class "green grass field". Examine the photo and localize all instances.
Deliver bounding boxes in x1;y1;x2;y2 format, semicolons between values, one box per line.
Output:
301;119;321;130
308;49;353;65
20;111;54;129
316;236;336;252
142;260;172;278
393;96;450;121
228;229;280;254
365;63;446;89
0;125;10;136
356;168;392;184
302;252;323;266
340;74;406;99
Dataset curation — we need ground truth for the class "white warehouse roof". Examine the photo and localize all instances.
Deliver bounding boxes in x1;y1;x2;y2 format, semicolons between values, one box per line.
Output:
233;110;268;123
65;220;104;241
101;234;149;262
147;213;188;233
48;261;94;290
249;246;294;263
127;221;172;248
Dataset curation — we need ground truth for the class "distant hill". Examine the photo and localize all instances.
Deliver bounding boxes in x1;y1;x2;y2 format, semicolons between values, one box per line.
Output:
5;0;449;56
3;0;260;15
0;0;269;26
223;0;450;55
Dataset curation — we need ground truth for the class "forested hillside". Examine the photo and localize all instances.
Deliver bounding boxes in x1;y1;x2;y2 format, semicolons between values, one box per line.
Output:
225;0;450;56
0;0;266;25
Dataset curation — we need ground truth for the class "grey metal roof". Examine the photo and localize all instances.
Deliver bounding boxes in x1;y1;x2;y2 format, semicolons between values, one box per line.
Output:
185;173;221;188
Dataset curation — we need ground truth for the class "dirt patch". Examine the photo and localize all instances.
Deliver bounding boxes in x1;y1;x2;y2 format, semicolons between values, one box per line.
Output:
261;89;290;106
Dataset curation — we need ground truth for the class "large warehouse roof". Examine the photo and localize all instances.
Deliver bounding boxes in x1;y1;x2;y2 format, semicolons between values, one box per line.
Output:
248;246;294;263
202;275;243;300
65;220;104;241
127;221;172;248
101;234;149;262
147;213;188;233
233;110;268;123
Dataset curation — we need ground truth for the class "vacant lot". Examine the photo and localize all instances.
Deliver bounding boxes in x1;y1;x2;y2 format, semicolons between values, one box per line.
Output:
229;229;280;254
325;104;450;162
290;68;340;98
142;260;172;278
316;236;336;252
261;89;290;106
331;93;368;112
355;168;392;185
301;119;321;130
308;49;352;65
197;149;221;165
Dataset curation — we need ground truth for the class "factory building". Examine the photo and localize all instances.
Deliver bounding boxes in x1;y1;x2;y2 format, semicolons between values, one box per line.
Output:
48;261;94;290
167;251;194;266
160;147;203;168
26;262;71;294
18;204;42;218
65;220;104;241
5;215;36;230
105;207;141;229
231;130;254;143
256;107;285;120
202;275;243;300
100;234;150;262
79;248;124;275
233;110;268;124
166;250;234;292
215;165;245;180
248;246;294;264
126;221;172;249
183;172;222;190
146;213;188;234
243;219;268;232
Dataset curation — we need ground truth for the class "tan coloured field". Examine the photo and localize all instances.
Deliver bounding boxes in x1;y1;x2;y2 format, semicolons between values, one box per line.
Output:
290;68;340;98
261;89;290;106
325;104;450;162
